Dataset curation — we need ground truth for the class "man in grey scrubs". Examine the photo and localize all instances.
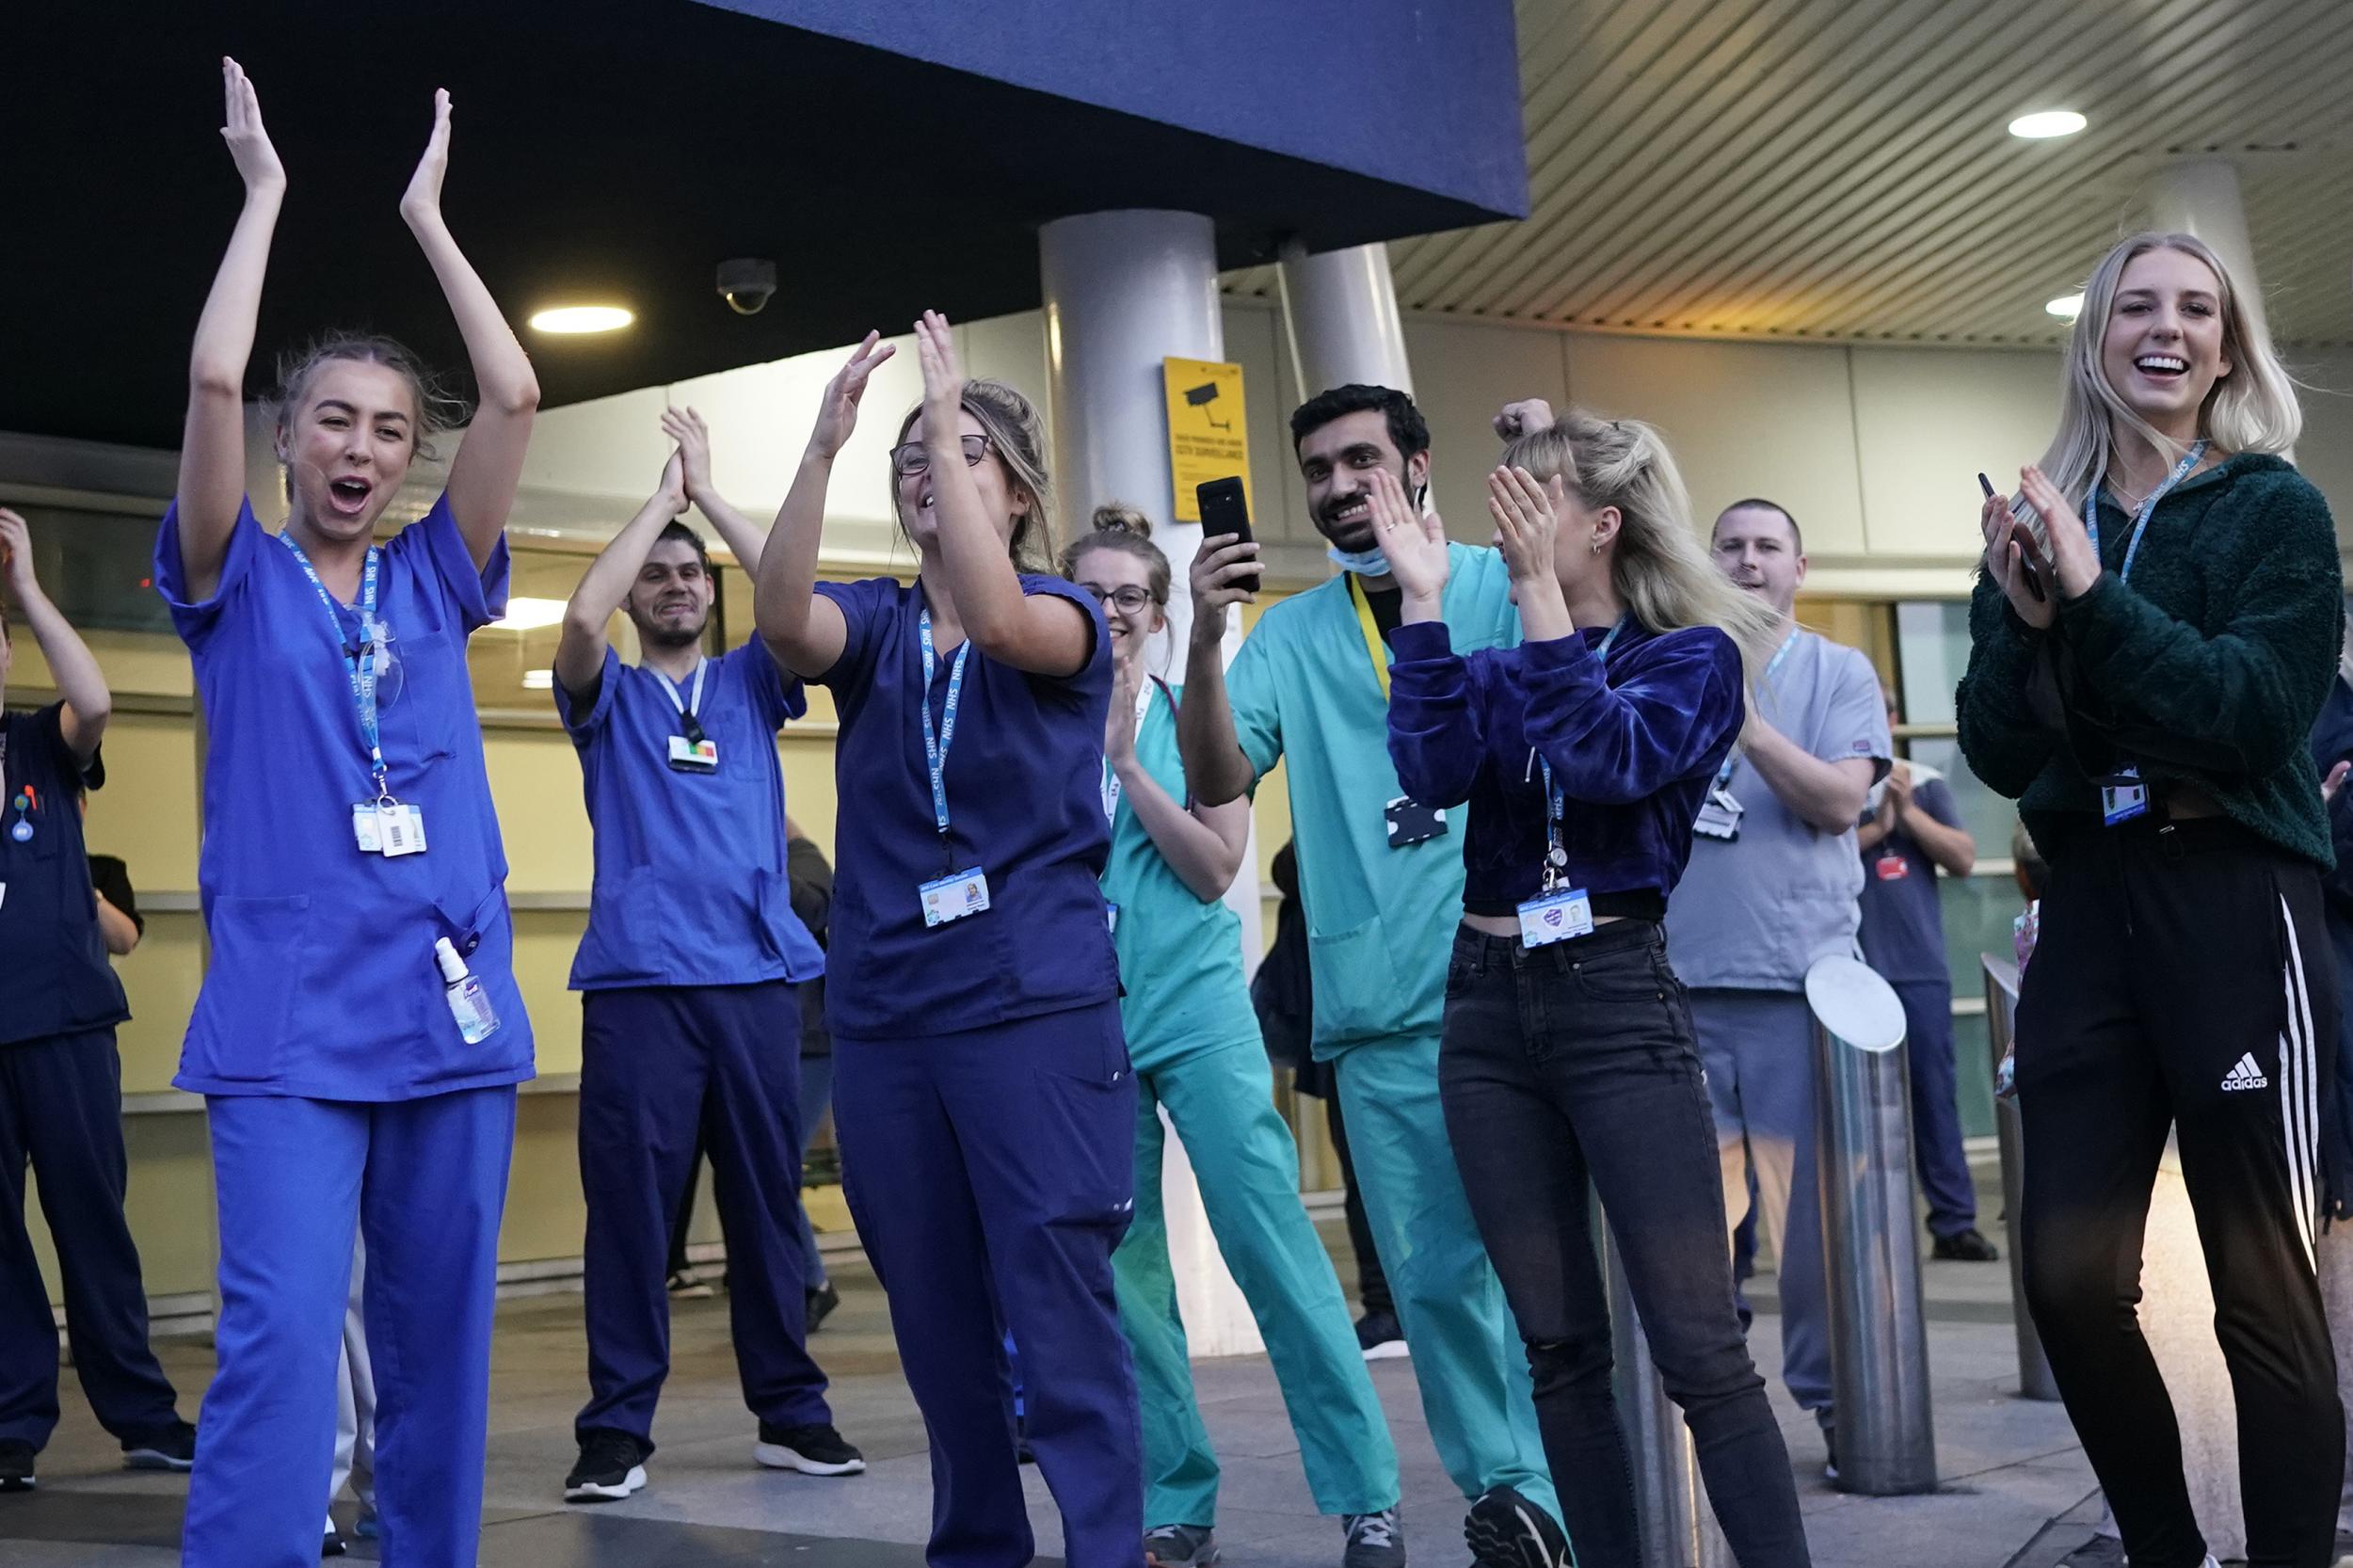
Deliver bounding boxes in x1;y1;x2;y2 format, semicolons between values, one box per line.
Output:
1666;498;1890;1479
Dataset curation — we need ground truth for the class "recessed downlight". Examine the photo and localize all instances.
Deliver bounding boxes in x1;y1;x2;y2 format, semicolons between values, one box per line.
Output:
529;305;634;334
2009;110;2088;140
490;598;568;632
2046;295;2085;321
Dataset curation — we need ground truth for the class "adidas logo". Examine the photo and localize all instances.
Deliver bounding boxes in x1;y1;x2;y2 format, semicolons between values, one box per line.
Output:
2220;1052;2270;1092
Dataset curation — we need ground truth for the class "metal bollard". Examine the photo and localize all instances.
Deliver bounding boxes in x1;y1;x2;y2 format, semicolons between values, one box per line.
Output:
1806;953;1938;1495
1603;1226;1732;1568
1980;953;2061;1401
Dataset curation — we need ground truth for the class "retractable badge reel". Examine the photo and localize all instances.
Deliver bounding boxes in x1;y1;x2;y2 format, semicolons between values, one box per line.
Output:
660;659;719;774
1518;761;1593;948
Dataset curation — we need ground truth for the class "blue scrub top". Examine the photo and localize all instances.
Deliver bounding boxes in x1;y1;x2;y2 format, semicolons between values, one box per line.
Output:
1100;682;1260;1074
0;704;130;1047
812;574;1118;1042
154;494;535;1100
556;639;826;990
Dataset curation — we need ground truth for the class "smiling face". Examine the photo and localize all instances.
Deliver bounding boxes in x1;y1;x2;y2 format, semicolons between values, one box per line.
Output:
1710;503;1804;617
1295;409;1431;552
896;406;1031;552
624;535;713;650
2099;246;2233;440
1071;545;1164;664
278;359;420;544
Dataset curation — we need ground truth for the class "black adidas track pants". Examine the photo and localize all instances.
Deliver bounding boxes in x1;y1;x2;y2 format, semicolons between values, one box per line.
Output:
2016;815;2343;1568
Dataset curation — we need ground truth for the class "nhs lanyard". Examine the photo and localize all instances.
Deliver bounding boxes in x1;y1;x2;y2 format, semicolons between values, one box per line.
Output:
2087;440;2207;584
918;609;973;865
1712;627;1800;793
1534;616;1629;891
654;658;709;743
281;535;390;802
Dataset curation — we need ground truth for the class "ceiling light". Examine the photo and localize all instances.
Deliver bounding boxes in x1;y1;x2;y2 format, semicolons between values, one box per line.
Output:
2045;295;2085;320
2009;110;2087;140
490;597;568;632
528;305;634;334
521;668;555;691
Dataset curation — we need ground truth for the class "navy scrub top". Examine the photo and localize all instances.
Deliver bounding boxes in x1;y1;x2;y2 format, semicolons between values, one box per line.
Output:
154;493;535;1100
0;704;129;1046
555;638;827;990
811;574;1118;1041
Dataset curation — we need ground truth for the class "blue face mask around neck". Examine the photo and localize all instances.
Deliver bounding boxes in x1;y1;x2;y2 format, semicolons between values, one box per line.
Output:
1327;544;1392;577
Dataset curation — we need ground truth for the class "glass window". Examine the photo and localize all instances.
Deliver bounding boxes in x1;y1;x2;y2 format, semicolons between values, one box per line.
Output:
1894;600;1968;728
1907;736;2022;864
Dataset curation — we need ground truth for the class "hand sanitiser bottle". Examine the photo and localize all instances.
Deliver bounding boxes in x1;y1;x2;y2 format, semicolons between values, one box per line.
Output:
435;936;501;1045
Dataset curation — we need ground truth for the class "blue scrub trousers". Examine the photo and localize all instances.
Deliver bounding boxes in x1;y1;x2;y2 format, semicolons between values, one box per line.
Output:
1892;978;1977;1238
1336;1033;1557;1520
834;1000;1142;1568
0;1028;183;1449
181;1086;515;1568
800;1055;835;1287
1691;989;1833;1414
576;983;830;1442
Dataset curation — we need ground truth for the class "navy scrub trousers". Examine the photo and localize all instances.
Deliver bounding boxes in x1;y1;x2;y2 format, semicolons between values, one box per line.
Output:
576;981;831;1441
0;1028;184;1451
834;1000;1141;1568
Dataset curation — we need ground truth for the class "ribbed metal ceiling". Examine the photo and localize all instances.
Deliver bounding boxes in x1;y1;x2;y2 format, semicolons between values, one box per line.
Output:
1228;0;2353;345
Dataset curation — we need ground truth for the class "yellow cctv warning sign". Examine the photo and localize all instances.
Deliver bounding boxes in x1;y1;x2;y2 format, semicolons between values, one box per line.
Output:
1163;358;1252;524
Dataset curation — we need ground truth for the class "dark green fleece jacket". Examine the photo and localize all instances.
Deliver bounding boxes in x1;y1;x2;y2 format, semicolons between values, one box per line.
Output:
1958;452;2343;869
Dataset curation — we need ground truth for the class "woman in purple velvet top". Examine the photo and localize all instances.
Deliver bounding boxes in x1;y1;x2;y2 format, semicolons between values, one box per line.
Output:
1369;411;1813;1566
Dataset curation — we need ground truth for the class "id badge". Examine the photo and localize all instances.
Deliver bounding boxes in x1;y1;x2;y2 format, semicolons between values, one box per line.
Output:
1693;788;1742;841
377;802;427;857
1106;902;1120;935
2099;768;2149;826
1875;853;1910;882
1517;888;1593;948
1385;796;1449;849
352;803;385;854
920;866;992;927
668;734;719;774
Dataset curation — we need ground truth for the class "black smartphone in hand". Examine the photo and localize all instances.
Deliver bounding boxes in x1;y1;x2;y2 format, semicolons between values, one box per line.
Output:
1197;477;1260;591
1979;472;2045;602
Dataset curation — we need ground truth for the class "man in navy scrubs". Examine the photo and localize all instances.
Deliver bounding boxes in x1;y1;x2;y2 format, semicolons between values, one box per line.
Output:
0;507;196;1492
552;415;859;1501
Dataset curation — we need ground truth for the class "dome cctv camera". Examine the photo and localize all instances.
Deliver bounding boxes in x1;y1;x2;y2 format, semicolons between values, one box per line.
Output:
718;258;778;316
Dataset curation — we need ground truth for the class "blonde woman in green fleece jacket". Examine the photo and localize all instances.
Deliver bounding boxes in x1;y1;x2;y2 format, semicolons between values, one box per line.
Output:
1961;229;2343;1568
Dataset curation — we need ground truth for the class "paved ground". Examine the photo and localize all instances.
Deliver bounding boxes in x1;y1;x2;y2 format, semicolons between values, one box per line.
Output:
4;1157;2123;1567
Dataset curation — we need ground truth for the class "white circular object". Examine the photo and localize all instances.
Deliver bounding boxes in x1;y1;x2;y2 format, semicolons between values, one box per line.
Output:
528;305;634;334
1805;954;1906;1053
2009;109;2088;140
2045;294;2085;320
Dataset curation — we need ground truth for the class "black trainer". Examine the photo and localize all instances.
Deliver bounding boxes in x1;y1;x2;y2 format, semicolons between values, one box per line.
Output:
1354;1308;1407;1361
322;1525;348;1558
564;1429;650;1502
0;1438;34;1492
1465;1484;1569;1568
121;1420;197;1472
755;1420;865;1476
1931;1227;2000;1262
807;1281;840;1333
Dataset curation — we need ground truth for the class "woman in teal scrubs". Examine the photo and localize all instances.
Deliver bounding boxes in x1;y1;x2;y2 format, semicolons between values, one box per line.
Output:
1064;508;1403;1568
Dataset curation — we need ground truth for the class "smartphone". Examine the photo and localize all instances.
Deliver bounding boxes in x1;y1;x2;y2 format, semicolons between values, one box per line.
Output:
1197;477;1260;590
1979;472;2045;602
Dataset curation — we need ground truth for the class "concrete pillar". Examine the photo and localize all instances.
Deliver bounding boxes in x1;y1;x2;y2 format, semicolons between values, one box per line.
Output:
1275;240;1415;400
1039;210;1263;1358
2145;158;2271;348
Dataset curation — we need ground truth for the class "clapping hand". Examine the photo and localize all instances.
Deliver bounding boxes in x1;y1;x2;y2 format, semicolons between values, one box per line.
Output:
1366;469;1449;606
2017;466;2103;601
218;57;285;196
1487;465;1564;586
1979;485;2056;631
663;408;714;505
400;89;455;229
0;508;37;600
808;332;895;461
912;311;965;440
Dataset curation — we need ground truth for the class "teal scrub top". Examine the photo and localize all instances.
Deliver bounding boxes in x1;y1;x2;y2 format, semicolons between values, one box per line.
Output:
1101;682;1260;1073
1225;546;1519;1057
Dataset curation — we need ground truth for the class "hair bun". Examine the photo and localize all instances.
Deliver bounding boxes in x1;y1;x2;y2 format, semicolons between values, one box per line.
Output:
1089;502;1154;539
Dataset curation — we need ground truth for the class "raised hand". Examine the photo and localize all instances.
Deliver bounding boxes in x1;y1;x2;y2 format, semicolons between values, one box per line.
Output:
218;57;285;195
1493;398;1555;442
0;508;37;599
1187;534;1263;646
1979;487;2055;631
1367;468;1449;606
808;332;894;460
1487;465;1564;586
2017;465;2102;600
912;311;965;438
401;88;454;228
1106;656;1143;765
654;449;688;519
663;407;714;503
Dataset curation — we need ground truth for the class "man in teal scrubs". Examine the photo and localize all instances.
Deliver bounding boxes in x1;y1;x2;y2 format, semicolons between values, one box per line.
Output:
1179;387;1562;1568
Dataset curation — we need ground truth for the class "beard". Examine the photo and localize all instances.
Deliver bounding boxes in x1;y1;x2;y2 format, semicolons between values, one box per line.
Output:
631;602;708;650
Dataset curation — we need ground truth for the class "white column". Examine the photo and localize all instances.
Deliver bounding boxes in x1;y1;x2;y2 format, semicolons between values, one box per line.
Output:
2146;157;2272;347
1040;210;1264;1358
1275;240;1415;400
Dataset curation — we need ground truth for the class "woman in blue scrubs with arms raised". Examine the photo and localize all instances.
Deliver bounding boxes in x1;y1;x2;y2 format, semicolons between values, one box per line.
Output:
754;314;1141;1568
157;61;538;1568
1064;509;1404;1568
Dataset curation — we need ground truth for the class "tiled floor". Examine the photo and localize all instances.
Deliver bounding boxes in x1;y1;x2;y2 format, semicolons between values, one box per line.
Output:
6;1163;2104;1567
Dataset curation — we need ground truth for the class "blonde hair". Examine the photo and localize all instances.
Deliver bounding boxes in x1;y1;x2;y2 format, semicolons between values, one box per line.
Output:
1502;412;1784;692
1057;502;1172;604
2037;231;2300;506
893;379;1056;573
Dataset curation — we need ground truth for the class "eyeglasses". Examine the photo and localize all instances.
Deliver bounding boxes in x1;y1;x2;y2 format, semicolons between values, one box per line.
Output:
889;434;992;478
1081;584;1158;613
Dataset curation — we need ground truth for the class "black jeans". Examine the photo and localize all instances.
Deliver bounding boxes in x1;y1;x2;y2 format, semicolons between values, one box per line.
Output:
1440;922;1810;1568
